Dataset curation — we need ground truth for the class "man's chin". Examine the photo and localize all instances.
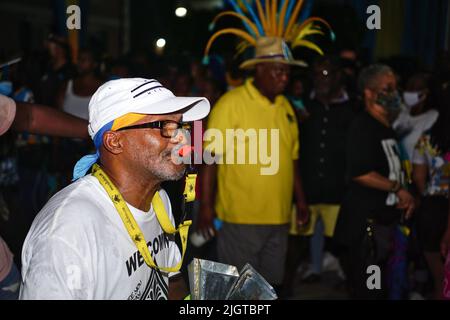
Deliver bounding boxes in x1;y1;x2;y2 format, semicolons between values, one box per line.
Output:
153;169;185;182
166;165;186;181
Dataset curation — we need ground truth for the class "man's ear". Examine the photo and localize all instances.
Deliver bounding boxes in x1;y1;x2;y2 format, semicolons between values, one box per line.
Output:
102;131;124;155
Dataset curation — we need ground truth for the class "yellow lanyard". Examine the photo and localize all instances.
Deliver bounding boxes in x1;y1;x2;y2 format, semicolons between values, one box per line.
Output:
92;163;194;273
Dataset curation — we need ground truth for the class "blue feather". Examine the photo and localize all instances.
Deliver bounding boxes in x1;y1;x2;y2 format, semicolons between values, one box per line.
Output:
279;0;286;13
226;0;256;36
284;0;295;28
299;0;313;23
278;0;286;31
241;0;265;35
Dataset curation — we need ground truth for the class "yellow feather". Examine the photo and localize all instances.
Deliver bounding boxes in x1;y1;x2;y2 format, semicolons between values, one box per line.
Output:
284;0;304;38
204;28;256;57
277;0;290;36
265;0;272;36
302;29;325;37
271;0;278;36
292;23;325;41
238;0;247;12
234;40;252;58
296;17;332;34
287;17;331;41
212;11;261;36
292;39;324;55
255;0;268;32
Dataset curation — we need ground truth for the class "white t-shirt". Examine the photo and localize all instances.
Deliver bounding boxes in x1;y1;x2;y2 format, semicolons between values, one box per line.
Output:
393;109;439;160
62;80;91;120
19;175;181;300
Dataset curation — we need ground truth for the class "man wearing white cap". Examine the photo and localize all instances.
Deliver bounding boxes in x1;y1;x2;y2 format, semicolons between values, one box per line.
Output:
19;78;210;299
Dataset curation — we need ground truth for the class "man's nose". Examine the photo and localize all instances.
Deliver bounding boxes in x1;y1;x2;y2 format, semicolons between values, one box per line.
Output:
171;129;190;144
280;73;290;83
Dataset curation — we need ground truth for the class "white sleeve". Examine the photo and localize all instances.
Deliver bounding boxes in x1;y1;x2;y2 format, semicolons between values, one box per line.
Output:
421;109;439;131
19;236;93;300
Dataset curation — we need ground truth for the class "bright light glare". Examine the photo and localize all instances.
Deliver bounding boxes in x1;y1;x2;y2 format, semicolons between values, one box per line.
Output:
156;38;166;48
175;7;187;17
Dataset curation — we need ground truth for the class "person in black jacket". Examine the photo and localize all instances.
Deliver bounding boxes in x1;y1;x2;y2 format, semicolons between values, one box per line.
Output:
299;56;356;282
334;64;415;299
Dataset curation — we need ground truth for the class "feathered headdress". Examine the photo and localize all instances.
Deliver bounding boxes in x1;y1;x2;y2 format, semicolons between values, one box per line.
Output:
203;0;334;69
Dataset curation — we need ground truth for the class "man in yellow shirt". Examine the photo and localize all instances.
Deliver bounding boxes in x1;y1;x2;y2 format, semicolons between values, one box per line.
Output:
198;37;309;294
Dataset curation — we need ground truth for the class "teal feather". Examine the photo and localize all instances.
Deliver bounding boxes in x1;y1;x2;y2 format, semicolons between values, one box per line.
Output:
202;56;210;65
278;0;286;13
330;30;336;42
226;0;256;36
241;0;265;35
284;0;294;28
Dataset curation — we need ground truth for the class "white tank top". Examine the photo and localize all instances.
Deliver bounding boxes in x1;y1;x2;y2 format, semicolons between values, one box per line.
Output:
62;80;91;120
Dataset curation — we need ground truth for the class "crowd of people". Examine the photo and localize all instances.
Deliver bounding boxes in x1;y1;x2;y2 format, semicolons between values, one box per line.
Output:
0;28;449;300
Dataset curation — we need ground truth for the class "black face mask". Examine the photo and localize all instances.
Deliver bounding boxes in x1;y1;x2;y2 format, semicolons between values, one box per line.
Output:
375;90;402;122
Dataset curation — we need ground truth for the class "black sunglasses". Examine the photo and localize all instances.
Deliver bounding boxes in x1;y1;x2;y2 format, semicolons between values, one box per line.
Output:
116;120;191;138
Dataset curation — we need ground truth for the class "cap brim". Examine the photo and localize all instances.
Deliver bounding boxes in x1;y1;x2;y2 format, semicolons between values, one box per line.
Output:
239;58;308;69
131;96;210;122
0;95;16;136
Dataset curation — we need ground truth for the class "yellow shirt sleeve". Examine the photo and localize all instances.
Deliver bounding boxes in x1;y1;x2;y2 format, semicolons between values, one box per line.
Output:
203;93;236;157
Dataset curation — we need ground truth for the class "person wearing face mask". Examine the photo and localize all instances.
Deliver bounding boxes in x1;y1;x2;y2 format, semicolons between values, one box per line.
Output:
392;73;439;299
393;73;439;161
333;64;415;299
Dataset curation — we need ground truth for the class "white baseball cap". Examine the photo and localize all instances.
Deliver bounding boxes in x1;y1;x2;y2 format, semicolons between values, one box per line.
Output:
0;94;16;136
88;78;210;139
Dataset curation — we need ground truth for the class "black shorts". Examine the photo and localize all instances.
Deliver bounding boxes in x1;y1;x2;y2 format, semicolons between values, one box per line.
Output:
417;196;449;252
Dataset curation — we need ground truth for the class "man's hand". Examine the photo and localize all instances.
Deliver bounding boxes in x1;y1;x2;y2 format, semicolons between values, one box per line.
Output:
198;164;218;239
396;188;415;219
296;201;310;228
441;228;450;258
197;204;216;239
